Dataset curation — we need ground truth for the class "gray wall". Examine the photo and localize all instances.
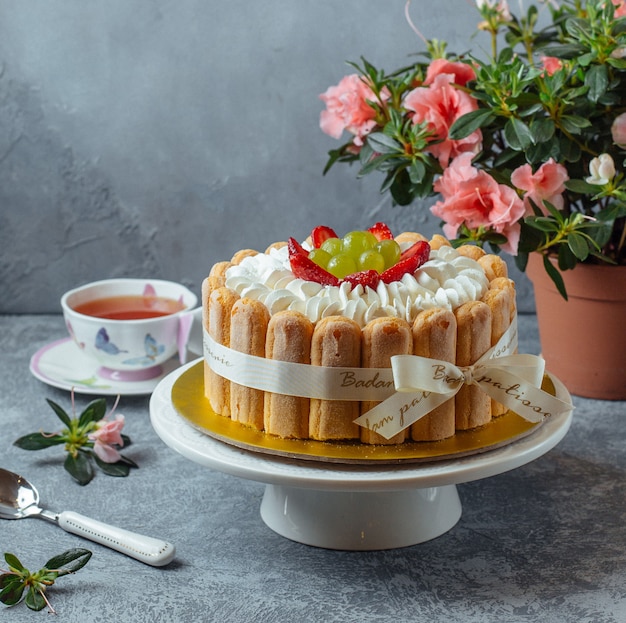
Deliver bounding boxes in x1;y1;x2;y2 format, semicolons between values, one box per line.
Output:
0;0;534;314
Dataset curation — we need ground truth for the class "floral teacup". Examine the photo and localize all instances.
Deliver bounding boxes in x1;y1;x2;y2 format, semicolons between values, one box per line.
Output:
61;278;198;380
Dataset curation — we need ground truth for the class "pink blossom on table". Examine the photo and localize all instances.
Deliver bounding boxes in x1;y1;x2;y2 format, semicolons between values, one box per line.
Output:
586;153;616;185
404;73;483;168
319;74;390;147
89;414;125;463
611;0;626;19
511;158;569;215
431;152;525;254
541;56;563;76
424;59;476;87
611;112;626;149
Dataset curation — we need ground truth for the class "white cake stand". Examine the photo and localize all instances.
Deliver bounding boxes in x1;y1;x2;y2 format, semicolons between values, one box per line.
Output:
150;360;573;551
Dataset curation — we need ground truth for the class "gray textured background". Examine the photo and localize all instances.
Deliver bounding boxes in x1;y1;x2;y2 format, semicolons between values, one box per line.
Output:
0;0;534;314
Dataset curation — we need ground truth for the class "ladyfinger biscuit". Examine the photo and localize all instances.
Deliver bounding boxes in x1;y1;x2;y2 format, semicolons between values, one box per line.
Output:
229;297;270;430
395;232;428;245
410;308;457;441
478;254;508;282
264;310;314;438
454;301;492;430
456;244;486;260
206;261;232;292
205;287;240;418
482;285;513;417
360;317;413;445
230;249;258;265
309;316;361;440
489;277;517;322
429;234;452;250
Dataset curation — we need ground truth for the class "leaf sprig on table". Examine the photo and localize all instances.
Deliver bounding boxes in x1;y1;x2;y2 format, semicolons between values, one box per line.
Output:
14;394;138;486
0;549;92;613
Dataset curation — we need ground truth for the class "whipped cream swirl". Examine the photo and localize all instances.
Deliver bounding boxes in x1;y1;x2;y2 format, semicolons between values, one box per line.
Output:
225;244;489;328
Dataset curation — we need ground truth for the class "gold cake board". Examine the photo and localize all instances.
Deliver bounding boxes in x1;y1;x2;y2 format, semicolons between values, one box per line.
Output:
170;361;552;465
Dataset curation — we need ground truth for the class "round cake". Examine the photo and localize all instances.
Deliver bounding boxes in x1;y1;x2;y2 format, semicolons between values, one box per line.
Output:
201;224;516;445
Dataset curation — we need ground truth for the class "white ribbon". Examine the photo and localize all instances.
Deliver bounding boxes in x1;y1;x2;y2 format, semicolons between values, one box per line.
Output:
204;318;573;440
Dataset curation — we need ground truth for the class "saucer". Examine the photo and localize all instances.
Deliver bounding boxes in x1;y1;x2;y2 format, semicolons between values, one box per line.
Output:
30;337;190;396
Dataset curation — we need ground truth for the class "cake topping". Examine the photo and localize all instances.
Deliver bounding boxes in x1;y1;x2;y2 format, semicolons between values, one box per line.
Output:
288;223;431;290
225;236;490;328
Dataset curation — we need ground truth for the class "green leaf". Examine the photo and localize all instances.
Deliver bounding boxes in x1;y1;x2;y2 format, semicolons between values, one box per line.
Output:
529;118;555;143
46;399;72;428
0;574;25;606
543;255;568;300
44;549;92;577
366;132;402;155
4;553;25;572
567;232;590;260
504;117;534;150
448;109;495;140
78;399;107;428
94;454;132;477
24;587;46;612
14;432;65;451
526;217;561;233
407;159;426;184
64;452;94;486
584;64;609;102
564;179;599;194
559;115;592;134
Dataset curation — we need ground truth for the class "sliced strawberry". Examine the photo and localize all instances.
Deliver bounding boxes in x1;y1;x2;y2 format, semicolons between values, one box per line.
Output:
291;254;340;286
288;236;312;260
311;225;338;248
342;270;380;291
368;222;394;241
400;240;431;263
381;241;431;284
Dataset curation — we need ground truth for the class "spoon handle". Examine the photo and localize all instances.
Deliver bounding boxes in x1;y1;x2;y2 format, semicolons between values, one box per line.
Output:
57;511;175;567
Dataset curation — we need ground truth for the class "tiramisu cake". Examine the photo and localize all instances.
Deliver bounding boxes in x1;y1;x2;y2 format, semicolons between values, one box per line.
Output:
201;223;515;445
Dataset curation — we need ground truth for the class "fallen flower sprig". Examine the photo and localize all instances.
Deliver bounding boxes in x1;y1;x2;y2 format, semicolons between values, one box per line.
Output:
14;393;138;485
0;549;92;613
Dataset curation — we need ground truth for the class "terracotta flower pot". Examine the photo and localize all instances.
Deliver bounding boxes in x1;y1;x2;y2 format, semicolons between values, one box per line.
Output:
526;254;626;400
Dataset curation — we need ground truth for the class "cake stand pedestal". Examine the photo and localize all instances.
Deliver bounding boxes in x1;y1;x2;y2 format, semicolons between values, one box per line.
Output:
150;360;573;551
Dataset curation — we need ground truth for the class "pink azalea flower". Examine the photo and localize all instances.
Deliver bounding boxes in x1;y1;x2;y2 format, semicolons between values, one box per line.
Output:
404;73;483;168
319;74;389;147
611;112;626;148
431;153;525;254
89;414;125;463
424;59;476;87
541;56;563;76
511;158;569;215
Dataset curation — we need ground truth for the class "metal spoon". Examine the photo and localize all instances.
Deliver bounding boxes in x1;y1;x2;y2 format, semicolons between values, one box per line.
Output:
0;468;175;567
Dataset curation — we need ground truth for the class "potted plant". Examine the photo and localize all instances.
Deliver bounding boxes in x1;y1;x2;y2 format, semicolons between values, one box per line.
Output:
318;0;626;399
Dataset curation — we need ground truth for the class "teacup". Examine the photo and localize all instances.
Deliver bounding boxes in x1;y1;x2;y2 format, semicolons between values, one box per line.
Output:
61;278;198;381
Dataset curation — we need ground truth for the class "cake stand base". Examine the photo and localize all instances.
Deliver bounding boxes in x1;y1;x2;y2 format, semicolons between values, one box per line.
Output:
260;483;462;550
150;359;573;553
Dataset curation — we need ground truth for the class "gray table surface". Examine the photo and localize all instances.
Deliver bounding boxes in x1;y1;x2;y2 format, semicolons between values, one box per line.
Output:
1;314;625;623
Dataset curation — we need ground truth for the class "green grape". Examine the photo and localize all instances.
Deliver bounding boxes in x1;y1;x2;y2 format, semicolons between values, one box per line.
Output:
308;248;332;269
320;237;343;256
327;253;357;279
358;250;385;273
342;230;377;258
375;239;402;269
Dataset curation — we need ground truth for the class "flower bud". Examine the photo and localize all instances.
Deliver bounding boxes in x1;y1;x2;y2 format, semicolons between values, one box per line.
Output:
586;154;616;186
611;112;626;149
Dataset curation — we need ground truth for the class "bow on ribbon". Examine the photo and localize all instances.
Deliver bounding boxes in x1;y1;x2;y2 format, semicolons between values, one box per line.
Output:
354;328;573;440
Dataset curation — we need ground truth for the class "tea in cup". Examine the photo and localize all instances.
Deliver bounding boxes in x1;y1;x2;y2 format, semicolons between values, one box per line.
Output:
61;278;198;380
